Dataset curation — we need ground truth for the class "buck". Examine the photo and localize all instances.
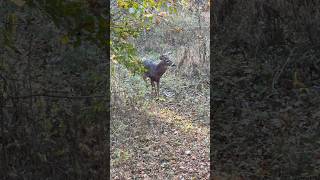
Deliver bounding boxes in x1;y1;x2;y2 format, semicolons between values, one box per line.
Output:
143;53;175;97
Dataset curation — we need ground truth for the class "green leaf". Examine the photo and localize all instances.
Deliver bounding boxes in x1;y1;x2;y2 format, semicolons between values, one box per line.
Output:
132;2;139;9
173;7;177;14
111;65;115;76
149;0;155;7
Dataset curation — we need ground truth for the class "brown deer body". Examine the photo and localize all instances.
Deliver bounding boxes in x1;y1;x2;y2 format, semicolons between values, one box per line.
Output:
143;54;175;97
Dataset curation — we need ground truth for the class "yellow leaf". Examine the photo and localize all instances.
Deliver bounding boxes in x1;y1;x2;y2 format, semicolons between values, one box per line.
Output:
155;17;160;24
144;14;154;17
175;27;183;32
117;0;128;8
60;35;69;44
10;0;25;6
158;12;167;17
111;54;117;63
293;71;306;89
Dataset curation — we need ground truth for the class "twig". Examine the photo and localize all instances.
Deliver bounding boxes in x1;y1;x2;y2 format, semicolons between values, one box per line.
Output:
0;74;7;88
8;94;107;99
271;47;296;90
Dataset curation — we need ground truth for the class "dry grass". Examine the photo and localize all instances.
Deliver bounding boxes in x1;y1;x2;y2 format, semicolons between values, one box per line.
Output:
111;60;209;179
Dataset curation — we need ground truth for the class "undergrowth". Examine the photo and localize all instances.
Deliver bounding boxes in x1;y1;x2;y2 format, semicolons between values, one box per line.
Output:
111;56;210;178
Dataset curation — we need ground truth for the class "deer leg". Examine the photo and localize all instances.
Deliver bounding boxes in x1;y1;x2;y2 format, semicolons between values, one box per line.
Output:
143;74;148;86
156;81;160;97
151;80;155;97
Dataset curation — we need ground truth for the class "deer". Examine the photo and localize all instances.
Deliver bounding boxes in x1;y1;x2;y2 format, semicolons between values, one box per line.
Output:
142;52;176;97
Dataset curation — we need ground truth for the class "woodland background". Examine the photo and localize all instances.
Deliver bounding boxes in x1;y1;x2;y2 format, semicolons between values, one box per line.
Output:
1;0;109;179
212;0;320;178
1;0;210;179
1;0;320;179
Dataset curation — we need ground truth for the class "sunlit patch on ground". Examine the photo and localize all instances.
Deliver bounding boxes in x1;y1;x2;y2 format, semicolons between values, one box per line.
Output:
147;105;209;136
111;96;210;179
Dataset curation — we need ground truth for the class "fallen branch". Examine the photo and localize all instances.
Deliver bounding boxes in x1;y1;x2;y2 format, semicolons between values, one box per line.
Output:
8;94;108;99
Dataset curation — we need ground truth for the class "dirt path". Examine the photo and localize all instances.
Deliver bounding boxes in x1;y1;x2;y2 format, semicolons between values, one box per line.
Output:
111;99;210;179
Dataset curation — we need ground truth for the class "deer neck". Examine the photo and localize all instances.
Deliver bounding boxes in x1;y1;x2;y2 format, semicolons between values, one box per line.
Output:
156;62;168;76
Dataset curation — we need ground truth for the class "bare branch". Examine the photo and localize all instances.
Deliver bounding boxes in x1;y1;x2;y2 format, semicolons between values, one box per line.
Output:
9;94;107;99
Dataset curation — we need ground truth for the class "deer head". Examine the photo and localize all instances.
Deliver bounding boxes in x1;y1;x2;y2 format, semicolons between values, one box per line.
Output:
160;52;176;67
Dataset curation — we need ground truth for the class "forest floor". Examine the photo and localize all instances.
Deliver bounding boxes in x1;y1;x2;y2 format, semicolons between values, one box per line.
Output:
111;74;210;179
